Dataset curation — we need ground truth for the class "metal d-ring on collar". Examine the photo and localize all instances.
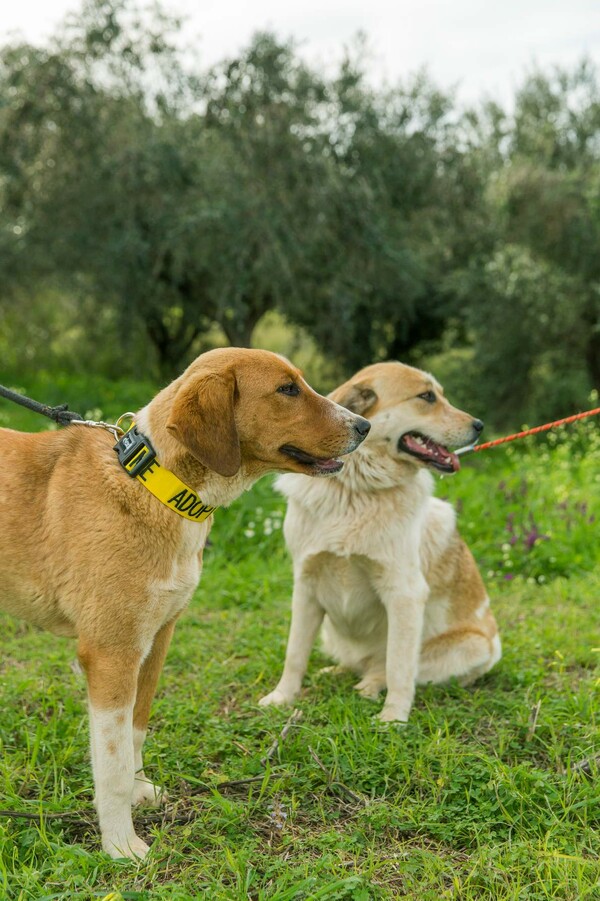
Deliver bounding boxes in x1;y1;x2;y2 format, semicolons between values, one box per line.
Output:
67;411;137;442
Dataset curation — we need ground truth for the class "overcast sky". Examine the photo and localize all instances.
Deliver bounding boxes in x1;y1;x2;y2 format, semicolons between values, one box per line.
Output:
2;0;599;105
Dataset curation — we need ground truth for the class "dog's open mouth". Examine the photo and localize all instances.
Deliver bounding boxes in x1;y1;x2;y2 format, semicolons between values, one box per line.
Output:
279;445;344;474
398;432;460;473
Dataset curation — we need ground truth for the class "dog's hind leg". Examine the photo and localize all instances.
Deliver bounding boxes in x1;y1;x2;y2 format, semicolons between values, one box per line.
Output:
77;640;148;860
417;627;501;686
131;618;177;807
131;619;176;806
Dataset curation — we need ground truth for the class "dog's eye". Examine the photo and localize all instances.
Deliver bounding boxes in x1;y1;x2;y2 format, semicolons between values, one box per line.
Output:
277;383;300;397
418;391;436;403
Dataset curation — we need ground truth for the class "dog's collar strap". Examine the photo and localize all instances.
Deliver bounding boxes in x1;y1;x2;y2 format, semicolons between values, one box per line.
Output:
113;426;217;523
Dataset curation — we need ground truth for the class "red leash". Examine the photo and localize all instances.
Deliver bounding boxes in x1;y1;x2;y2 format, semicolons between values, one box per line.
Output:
456;406;600;456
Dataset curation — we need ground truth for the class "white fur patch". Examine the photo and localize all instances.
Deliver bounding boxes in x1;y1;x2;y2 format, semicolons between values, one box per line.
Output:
475;597;491;620
89;705;149;859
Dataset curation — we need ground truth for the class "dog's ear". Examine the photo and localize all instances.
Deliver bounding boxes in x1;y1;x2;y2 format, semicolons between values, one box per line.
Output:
329;382;377;416
166;370;241;477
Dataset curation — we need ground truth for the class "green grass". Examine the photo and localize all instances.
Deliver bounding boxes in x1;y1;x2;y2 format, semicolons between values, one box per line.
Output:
0;382;599;899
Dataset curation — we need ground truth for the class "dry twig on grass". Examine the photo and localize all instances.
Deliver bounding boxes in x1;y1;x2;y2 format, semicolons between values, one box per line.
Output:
526;699;542;741
261;708;303;766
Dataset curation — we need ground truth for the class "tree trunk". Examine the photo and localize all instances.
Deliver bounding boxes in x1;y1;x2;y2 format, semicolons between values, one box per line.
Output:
221;318;256;349
219;295;271;348
585;329;600;390
146;315;200;379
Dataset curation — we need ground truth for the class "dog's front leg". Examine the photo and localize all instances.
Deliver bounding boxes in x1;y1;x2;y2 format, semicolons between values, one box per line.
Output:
259;580;324;707
78;641;148;860
378;569;429;723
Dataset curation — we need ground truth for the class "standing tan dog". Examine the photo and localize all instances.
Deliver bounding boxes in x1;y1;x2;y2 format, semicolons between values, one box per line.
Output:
0;348;370;858
260;361;501;723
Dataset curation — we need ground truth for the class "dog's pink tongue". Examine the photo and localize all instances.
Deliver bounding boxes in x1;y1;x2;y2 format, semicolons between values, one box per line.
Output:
448;451;460;473
427;439;460;472
434;445;460;472
404;435;460;472
317;458;343;472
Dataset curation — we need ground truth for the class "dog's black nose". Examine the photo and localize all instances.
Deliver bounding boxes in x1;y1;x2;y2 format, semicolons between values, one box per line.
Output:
472;419;484;434
354;417;371;438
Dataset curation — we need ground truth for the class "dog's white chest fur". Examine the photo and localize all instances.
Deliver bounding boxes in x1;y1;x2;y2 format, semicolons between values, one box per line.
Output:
147;522;208;630
303;551;384;639
150;553;200;620
280;466;431;561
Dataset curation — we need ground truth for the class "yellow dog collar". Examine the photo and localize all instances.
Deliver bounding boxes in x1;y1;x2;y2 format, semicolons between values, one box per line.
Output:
113;426;217;523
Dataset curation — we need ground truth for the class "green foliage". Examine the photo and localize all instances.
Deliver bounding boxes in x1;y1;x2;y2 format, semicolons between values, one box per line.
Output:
451;245;591;425
510;60;600;170
0;391;598;898
0;370;157;432
0;0;598;420
439;411;600;585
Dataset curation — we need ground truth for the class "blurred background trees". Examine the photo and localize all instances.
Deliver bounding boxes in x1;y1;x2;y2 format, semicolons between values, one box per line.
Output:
0;0;598;427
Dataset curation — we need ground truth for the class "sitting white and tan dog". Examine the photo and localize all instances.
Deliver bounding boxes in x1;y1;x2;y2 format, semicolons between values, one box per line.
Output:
260;361;501;723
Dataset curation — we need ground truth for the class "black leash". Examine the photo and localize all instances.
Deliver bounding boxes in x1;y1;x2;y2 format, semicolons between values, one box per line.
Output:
0;383;84;426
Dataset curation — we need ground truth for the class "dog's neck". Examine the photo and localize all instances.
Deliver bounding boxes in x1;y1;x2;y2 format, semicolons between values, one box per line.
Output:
336;441;435;495
277;443;435;512
134;396;254;509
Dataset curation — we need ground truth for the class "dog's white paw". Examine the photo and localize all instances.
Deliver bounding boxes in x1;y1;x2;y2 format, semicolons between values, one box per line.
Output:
354;676;386;700
258;688;295;707
103;832;151;861
132;776;167;808
377;703;411;724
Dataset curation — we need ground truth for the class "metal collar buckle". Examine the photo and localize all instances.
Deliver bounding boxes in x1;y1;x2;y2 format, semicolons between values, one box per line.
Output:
114;426;157;478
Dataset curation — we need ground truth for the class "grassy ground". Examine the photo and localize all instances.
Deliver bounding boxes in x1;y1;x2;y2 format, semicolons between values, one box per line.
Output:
0;381;598;899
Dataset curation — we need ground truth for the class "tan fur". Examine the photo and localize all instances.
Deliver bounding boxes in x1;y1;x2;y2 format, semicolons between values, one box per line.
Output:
259;361;501;723
0;347;369;858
